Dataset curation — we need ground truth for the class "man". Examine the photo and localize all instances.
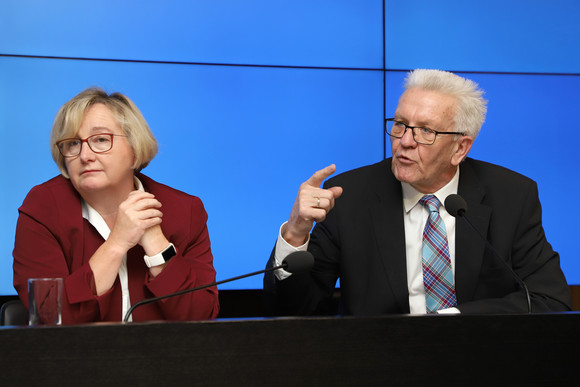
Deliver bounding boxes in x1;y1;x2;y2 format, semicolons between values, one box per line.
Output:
264;69;571;315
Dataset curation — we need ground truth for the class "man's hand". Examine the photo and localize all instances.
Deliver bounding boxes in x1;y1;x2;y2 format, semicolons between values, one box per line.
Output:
283;164;343;247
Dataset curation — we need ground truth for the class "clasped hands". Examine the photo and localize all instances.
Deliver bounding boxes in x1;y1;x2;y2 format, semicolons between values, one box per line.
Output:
108;191;170;259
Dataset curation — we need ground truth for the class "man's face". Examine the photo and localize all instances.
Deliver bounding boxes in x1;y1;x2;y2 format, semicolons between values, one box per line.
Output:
390;87;473;193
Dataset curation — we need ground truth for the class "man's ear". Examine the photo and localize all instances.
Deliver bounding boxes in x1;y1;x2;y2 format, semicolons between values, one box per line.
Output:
451;135;474;166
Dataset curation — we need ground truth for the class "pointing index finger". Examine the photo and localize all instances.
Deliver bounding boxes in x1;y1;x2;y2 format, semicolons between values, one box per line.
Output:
306;164;336;188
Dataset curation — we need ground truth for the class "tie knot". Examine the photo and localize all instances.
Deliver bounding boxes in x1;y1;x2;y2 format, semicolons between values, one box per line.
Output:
419;195;441;213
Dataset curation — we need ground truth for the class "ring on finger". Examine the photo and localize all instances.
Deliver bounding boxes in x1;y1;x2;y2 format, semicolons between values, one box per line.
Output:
316;197;321;208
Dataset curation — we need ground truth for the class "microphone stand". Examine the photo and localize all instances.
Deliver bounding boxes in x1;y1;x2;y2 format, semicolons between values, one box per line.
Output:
458;216;532;313
123;264;285;323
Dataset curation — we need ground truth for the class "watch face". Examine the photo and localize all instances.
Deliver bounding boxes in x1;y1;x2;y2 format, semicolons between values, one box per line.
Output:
162;245;177;261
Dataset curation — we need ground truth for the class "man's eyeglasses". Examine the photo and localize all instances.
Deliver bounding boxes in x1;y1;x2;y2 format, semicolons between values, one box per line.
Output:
56;133;127;158
385;118;465;145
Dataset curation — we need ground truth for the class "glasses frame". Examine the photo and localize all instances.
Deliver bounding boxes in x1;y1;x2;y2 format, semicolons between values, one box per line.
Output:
384;118;465;145
56;133;127;158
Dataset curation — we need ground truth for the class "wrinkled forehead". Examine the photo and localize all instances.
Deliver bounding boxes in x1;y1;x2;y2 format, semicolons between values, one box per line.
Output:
395;88;457;128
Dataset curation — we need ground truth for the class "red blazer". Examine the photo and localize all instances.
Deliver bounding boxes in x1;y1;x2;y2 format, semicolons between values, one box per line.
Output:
13;173;219;324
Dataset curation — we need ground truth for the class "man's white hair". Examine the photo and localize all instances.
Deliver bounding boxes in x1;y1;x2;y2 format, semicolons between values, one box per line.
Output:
404;69;487;138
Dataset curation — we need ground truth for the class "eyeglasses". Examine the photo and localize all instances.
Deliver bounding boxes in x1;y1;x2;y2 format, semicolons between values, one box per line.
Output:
385;118;465;145
56;133;127;158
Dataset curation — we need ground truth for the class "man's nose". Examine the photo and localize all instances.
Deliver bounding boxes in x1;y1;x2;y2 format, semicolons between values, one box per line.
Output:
400;127;417;146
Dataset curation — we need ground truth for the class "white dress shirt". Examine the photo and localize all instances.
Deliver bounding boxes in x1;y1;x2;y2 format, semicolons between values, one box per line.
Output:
402;169;459;314
81;177;145;322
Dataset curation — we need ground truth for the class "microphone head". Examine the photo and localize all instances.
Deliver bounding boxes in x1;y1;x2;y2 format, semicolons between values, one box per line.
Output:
444;194;468;217
282;251;314;274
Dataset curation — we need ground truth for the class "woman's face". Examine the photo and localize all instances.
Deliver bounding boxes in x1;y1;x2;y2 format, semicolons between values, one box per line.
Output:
64;103;136;198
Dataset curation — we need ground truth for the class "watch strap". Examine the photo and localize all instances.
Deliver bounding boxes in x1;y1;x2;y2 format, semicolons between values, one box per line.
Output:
144;243;176;268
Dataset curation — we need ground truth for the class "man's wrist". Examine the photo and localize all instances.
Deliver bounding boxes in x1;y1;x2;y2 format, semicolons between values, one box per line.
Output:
282;223;309;247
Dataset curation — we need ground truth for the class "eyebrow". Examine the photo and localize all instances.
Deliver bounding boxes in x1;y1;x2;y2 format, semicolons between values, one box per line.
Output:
88;126;114;134
393;116;436;128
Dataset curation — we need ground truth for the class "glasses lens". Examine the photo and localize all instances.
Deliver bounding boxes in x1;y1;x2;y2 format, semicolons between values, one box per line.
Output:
385;120;436;145
414;128;436;144
386;120;405;137
59;139;81;157
88;134;113;152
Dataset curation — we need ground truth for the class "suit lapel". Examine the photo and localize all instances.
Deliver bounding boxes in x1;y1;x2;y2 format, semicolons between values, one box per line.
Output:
455;159;491;303
369;159;410;312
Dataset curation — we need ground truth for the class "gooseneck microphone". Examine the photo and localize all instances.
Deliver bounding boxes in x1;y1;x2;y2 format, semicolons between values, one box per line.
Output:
444;194;532;313
123;250;314;322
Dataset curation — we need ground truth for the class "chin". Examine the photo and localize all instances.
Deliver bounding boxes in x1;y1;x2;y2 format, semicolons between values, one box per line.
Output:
76;177;107;192
392;165;414;185
79;184;105;194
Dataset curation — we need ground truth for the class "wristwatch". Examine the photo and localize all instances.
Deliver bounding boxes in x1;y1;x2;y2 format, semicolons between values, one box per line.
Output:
144;243;177;268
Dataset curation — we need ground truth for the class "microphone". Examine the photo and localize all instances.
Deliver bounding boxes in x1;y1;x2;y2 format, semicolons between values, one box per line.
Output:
444;194;532;313
123;250;314;322
444;194;467;217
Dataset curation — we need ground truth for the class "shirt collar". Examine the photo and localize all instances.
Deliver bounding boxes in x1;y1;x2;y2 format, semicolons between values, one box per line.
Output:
402;167;460;214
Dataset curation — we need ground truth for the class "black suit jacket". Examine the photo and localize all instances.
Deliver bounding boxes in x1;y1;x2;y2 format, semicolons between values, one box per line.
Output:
265;158;572;315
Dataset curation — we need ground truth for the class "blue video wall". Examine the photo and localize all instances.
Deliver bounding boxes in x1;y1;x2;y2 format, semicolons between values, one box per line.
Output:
1;0;578;296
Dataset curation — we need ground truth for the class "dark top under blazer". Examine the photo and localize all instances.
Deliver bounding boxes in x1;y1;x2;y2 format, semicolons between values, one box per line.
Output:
265;158;572;315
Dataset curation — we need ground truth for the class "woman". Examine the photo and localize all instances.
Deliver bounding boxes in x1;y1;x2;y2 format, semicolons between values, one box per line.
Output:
13;88;219;324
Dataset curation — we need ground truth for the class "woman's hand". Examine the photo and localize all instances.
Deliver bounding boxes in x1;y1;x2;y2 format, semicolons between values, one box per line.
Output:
107;191;164;252
90;191;168;294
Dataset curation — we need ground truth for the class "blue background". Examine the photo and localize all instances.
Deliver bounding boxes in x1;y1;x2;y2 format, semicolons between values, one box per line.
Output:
1;0;578;294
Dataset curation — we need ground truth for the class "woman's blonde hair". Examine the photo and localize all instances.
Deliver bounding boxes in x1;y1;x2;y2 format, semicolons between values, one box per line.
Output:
50;87;158;178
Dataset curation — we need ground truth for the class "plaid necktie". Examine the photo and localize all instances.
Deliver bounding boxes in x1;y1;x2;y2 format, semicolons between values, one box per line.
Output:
420;195;457;313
